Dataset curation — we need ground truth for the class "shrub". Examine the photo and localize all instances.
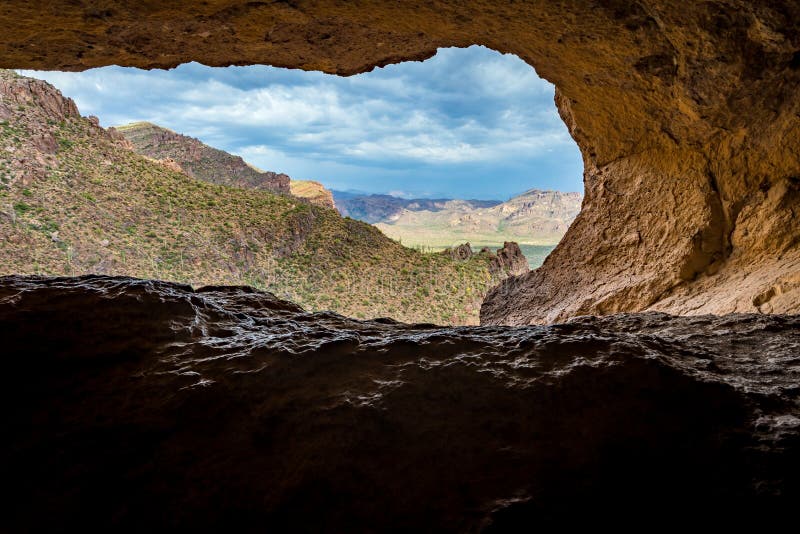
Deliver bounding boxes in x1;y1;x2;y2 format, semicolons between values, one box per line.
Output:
13;202;31;215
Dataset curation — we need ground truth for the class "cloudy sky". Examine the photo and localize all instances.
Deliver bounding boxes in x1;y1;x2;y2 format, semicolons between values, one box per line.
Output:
20;46;582;200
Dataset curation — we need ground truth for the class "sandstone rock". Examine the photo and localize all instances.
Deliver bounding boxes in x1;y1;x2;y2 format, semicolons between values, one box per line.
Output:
289;179;336;209
106;126;134;149
1;275;799;530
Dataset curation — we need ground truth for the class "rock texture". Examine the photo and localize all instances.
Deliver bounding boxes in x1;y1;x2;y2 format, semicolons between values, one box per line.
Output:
1;1;797;323
1;275;799;530
0;70;78;187
115;122;291;193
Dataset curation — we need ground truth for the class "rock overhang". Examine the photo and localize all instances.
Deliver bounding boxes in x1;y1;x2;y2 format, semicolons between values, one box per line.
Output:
1;0;798;323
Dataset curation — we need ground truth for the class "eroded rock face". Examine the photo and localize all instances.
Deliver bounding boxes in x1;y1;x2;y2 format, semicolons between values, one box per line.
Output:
1;275;799;530
1;1;797;323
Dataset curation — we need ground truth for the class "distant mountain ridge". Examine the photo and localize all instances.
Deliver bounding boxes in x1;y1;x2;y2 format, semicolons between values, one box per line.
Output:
337;189;583;248
333;191;501;224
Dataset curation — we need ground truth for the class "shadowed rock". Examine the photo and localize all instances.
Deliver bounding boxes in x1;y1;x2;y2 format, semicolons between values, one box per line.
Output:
2;275;799;530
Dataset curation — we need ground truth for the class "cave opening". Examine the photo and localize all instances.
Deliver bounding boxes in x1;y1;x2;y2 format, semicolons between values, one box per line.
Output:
2;2;800;529
4;46;583;325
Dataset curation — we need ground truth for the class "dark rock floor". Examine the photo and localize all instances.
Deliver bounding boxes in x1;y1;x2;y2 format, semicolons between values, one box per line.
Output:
2;275;799;531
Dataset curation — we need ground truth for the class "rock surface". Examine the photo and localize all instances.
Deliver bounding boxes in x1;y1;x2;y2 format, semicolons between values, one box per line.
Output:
445;241;474;261
1;275;799;530
1;1;797;323
0;70;83;187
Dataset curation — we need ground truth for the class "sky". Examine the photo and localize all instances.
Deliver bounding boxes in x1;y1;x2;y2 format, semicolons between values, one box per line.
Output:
19;46;583;200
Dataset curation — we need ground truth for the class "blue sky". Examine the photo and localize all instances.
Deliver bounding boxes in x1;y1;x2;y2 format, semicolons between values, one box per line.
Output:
20;46;583;200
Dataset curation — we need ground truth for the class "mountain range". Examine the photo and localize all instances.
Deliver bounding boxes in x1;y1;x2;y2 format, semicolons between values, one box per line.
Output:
334;191;499;224
335;189;583;249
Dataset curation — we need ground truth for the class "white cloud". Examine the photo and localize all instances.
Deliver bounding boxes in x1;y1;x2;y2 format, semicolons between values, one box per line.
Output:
18;46;584;198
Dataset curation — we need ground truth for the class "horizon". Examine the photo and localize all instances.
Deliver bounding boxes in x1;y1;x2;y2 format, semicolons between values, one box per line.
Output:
330;186;583;202
18;46;584;200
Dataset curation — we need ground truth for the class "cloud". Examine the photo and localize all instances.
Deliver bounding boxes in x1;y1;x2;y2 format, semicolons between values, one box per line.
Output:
18;45;583;199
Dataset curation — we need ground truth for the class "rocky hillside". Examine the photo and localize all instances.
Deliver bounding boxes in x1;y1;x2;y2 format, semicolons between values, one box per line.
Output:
114;121;292;193
0;70;520;325
117;121;337;208
366;189;583;248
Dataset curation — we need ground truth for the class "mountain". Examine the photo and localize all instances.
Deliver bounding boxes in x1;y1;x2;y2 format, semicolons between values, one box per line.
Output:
369;189;583;248
334;191;501;224
114;121;291;194
0;70;524;325
117;121;336;209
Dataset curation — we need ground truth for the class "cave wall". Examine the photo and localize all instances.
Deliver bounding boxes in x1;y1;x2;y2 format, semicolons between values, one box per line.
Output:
1;0;799;324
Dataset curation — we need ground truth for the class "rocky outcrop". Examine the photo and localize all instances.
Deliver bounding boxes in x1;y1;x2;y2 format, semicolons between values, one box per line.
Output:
156;156;185;174
444;241;474;261
0;69;104;187
2;1;797;323
116;121;291;193
1;275;799;530
0;70;79;122
490;242;529;277
290;179;336;209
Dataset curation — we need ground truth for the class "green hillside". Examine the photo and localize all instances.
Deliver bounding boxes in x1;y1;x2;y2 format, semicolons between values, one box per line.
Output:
0;70;512;324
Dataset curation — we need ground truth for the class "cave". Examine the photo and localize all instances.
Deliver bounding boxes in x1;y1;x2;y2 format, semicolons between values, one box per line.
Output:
1;1;799;530
3;0;798;323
